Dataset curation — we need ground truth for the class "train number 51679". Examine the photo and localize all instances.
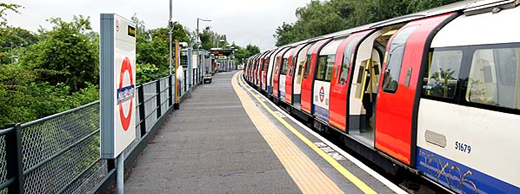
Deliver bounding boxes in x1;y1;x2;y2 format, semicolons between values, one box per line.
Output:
455;141;471;154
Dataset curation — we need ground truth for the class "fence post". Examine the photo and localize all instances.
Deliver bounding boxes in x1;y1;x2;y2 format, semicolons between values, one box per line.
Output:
5;124;24;194
168;75;173;107
156;79;162;119
184;70;187;93
137;85;147;137
195;68;198;85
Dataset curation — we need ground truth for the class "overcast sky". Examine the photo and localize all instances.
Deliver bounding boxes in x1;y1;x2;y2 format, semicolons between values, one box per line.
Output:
4;0;311;51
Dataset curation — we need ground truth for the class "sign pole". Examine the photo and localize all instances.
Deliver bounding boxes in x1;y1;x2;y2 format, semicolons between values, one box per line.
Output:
117;152;125;194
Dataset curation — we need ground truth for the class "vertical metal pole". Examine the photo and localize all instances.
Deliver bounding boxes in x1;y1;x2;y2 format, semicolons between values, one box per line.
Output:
169;0;172;23
168;0;173;75
5;124;24;194
117;153;125;194
168;75;173;106
174;41;180;110
187;47;193;98
156;80;162;118
196;18;199;43
138;85;146;137
201;55;205;85
169;31;173;75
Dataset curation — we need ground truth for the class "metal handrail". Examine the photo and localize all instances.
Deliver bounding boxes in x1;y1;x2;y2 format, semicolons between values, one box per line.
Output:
0;178;14;189
22;129;100;175
56;158;101;194
21;101;100;128
0;127;14;136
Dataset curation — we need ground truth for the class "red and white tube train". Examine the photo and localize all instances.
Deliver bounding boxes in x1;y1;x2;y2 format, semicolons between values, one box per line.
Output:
244;1;520;193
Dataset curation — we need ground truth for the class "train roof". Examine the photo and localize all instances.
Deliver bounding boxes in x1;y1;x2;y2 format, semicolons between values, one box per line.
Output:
275;0;518;48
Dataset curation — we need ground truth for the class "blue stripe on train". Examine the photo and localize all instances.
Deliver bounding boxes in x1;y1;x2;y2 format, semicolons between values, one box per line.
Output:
313;105;329;123
417;147;519;194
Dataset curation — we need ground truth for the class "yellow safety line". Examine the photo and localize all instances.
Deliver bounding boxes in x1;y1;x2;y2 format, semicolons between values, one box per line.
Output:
232;73;345;194
235;72;378;194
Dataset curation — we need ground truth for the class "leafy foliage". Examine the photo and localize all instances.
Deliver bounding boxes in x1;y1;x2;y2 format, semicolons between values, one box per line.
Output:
132;15;190;84
199;26;227;51
274;0;463;46
0;64;99;124
19;16;99;92
0;8;252;125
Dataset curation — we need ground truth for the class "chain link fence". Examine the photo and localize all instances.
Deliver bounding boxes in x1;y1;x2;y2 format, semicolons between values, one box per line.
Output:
0;69;203;194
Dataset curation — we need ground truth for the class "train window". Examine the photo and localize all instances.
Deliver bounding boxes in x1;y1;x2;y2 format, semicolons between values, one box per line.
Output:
273;58;279;75
324;55;335;81
264;59;269;72
289;58;295;76
316;56;328;80
304;55;312;78
466;46;520;109
340;37;362;85
423;50;463;98
281;58;288;75
382;26;418;93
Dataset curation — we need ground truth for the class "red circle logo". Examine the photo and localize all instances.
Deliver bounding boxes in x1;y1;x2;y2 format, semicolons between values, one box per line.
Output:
119;57;134;131
319;86;325;102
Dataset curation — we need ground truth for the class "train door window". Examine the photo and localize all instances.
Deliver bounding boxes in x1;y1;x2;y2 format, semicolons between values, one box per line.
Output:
304;55;312;78
466;46;520;110
324;55;335;81
264;59;269;72
281;58;288;75
273;58;280;74
382;26;418;93
340;37;362;85
289;58;296;76
423;50;463;99
316;56;328;80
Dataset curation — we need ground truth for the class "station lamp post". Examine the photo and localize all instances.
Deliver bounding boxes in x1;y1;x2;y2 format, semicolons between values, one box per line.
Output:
197;18;211;45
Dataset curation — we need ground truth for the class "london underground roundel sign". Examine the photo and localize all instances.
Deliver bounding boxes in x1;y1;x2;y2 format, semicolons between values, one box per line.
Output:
118;57;134;131
319;86;325;102
100;14;137;159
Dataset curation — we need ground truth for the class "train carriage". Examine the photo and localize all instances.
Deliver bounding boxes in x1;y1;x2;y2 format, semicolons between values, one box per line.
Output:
266;47;287;94
285;43;310;105
244;1;520;193
301;39;331;114
312;38;345;123
272;47;292;99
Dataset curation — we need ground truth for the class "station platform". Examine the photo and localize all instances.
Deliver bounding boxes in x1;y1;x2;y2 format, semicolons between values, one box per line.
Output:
124;71;408;194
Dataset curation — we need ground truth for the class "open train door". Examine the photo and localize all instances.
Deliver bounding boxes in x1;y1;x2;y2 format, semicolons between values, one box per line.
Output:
329;30;373;131
375;13;457;166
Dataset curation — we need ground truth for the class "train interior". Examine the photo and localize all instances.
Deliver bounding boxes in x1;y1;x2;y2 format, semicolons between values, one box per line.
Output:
348;24;404;146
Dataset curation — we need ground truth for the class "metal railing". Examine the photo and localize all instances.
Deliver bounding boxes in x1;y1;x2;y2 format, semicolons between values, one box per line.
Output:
0;68;204;194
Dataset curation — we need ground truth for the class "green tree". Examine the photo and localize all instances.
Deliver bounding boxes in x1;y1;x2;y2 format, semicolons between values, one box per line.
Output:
199;26;228;50
132;14;191;84
19;15;99;92
274;0;463;45
245;44;260;56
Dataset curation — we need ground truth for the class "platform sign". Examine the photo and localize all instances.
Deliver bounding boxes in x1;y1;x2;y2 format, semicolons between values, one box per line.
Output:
100;14;136;159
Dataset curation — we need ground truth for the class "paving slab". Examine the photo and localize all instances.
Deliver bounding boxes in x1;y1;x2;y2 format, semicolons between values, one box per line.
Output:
125;72;300;194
